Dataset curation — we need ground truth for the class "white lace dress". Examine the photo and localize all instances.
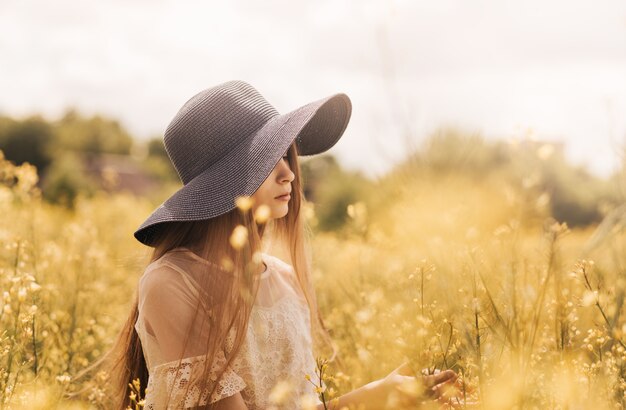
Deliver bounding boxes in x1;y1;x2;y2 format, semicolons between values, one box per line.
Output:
134;248;323;409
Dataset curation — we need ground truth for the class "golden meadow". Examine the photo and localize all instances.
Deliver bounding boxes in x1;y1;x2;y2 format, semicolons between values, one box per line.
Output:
1;131;626;409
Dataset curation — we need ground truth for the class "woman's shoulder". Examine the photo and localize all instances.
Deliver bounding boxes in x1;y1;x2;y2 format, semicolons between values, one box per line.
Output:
262;253;307;299
139;249;293;289
138;249;214;290
138;249;231;309
143;247;223;275
263;253;295;275
137;255;186;295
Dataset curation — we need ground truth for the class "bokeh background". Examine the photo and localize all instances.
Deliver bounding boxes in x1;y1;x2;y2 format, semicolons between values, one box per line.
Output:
1;1;626;408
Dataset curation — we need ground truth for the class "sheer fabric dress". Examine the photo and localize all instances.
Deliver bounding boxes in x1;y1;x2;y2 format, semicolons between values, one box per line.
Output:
134;248;322;409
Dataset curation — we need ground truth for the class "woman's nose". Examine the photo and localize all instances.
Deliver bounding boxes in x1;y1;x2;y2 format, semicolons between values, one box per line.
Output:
279;160;295;182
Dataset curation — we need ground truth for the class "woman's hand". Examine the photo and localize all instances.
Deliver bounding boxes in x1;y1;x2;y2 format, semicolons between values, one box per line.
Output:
316;362;471;410
380;362;462;408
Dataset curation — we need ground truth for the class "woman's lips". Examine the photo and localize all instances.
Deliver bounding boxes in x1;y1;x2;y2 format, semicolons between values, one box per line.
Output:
275;194;291;201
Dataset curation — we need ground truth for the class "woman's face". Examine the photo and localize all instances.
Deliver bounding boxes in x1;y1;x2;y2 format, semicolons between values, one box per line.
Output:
251;149;295;220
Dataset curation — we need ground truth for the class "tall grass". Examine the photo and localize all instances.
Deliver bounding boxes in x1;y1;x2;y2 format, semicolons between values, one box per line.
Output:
1;148;626;409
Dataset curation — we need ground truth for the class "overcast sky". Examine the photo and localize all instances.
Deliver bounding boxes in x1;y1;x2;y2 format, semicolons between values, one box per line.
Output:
1;0;625;179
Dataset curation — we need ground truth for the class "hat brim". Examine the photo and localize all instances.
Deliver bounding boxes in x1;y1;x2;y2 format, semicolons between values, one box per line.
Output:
134;92;352;246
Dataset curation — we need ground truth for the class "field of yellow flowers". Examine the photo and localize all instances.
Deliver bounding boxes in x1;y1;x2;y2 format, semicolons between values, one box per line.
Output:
1;149;626;409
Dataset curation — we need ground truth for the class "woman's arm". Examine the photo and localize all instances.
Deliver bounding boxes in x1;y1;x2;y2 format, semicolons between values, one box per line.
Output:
212;392;249;410
315;363;459;410
314;378;388;410
211;364;459;410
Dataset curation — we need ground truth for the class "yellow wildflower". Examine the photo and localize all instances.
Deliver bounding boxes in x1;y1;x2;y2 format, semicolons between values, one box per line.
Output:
254;205;271;224
235;196;254;212
229;225;248;250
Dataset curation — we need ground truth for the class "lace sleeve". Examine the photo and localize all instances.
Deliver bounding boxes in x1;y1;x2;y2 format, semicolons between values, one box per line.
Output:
143;353;246;409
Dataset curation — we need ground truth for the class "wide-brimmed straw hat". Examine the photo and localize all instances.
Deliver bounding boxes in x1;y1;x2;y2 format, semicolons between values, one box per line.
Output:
134;80;352;247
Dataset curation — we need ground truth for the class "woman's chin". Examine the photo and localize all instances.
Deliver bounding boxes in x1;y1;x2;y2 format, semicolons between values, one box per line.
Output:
274;206;289;219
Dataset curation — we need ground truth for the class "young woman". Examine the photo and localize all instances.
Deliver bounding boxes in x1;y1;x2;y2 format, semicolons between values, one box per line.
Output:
103;80;458;409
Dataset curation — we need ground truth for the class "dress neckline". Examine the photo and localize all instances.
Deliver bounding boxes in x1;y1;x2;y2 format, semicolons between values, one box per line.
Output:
174;247;271;279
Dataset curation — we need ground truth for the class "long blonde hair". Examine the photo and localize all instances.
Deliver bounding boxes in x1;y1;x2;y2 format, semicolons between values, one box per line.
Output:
73;142;339;409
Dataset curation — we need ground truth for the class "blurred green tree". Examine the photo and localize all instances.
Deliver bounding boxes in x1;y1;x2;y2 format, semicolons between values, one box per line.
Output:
138;136;178;182
301;155;374;232
384;128;621;227
0;115;54;175
41;151;97;207
52;109;133;155
147;136;169;159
